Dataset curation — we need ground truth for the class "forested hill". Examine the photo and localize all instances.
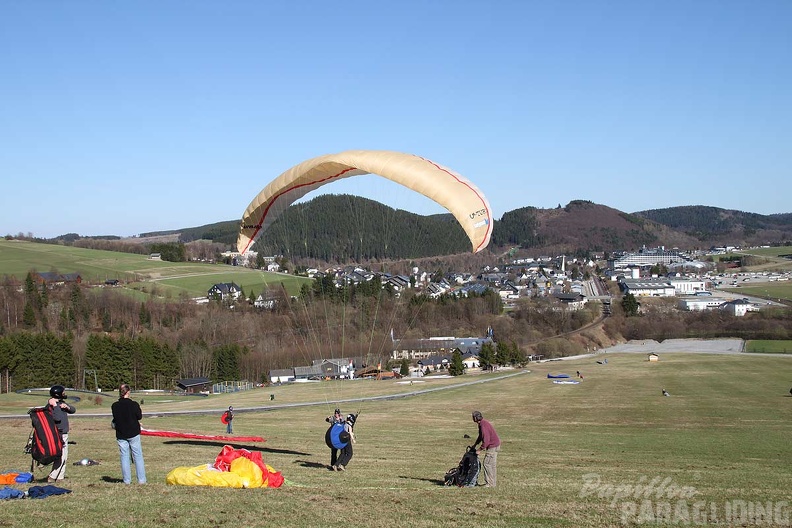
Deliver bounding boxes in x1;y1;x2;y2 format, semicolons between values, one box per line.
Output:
130;199;791;261
490;200;700;255
246;194;471;261
635;206;792;246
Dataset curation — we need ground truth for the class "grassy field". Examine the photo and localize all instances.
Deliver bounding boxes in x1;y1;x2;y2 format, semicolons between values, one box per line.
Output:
732;248;792;274
0;239;310;298
745;340;792;354
737;247;792;259
721;280;792;303
1;353;791;527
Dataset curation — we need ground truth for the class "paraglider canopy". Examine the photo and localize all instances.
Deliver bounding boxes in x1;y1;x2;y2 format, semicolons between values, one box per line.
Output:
237;150;492;255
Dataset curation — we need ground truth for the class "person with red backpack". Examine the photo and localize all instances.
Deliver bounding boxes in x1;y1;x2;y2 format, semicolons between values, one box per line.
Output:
223;406;234;434
46;385;76;482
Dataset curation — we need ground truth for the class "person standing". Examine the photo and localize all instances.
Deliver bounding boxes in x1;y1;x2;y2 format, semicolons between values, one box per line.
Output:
47;384;76;482
335;414;357;471
111;383;147;485
225;406;234;434
472;410;501;487
325;408;343;470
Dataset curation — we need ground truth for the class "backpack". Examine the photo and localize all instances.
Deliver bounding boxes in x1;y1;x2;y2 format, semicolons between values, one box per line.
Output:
444;446;480;487
25;406;63;470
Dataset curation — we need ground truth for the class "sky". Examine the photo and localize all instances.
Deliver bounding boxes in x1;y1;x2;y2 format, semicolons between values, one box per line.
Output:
1;1;791;239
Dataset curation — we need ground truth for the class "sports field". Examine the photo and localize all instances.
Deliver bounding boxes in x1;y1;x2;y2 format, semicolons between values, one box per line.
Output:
1;352;790;527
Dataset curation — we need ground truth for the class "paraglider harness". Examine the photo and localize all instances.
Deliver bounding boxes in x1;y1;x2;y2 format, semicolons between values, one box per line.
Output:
444;446;480;487
25;406;64;472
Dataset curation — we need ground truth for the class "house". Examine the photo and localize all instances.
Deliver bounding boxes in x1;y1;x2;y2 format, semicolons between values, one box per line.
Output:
293;358;359;380
391;336;495;361
678;297;724;312
720;299;756;317
553;292;587;310
208;282;242;301
254;294;279;310
648;353;659;362
461;353;480;369
149;253;162;260
269;369;295;383
32;272;82;287
417;350;480;371
176;377;212;393
667;277;708;295
497;282;520;300
383;275;410;293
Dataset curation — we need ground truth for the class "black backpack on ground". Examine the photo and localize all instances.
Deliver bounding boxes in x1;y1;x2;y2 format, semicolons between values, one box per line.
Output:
25;406;63;471
444;446;480;487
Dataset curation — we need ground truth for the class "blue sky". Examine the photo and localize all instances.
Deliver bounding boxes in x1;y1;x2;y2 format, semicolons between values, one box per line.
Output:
2;1;790;238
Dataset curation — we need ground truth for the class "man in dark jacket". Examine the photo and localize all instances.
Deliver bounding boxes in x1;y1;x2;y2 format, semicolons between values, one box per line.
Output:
47;385;76;482
225;406;234;434
111;383;147;484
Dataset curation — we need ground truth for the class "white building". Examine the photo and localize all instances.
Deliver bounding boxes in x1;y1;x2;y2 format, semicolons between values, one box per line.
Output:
667;277;708;295
620;278;676;297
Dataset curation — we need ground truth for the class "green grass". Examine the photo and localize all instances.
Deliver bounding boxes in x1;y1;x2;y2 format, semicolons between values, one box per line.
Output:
1;354;791;527
0;239;310;298
737;247;792;258
745;340;792;354
721;281;792;303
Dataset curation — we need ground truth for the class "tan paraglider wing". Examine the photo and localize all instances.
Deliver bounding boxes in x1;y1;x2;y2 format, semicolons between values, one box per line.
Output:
237;150;492;254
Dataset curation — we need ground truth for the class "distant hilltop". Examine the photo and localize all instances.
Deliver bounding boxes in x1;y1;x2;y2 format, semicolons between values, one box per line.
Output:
41;198;792;260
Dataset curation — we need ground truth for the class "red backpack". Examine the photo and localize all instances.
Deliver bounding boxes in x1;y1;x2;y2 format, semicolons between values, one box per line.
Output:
25;406;63;470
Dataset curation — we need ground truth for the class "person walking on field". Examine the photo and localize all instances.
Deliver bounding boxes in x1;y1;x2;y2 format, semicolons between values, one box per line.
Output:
111;383;147;485
325;408;343;470
471;411;501;487
47;384;76;482
334;414;357;471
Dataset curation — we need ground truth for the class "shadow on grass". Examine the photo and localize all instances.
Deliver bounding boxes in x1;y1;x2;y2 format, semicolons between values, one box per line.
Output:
294;459;330;470
101;476;124;483
398;475;446;486
160;439;309;456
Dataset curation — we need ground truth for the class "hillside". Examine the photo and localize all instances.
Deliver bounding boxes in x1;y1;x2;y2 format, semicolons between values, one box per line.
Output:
635;205;792;246
491;200;701;255
44;199;792;263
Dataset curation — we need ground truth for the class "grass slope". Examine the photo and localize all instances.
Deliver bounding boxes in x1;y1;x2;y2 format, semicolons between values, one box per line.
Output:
1;353;791;527
0;240;310;298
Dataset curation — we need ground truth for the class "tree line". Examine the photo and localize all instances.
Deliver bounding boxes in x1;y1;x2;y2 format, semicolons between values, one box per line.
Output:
0;268;607;391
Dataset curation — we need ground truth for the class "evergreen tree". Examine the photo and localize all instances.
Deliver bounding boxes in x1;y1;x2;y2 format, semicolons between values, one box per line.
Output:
399;358;410;377
448;349;465;376
621;293;640;317
478;343;495;370
23;303;37;327
496;341;511;366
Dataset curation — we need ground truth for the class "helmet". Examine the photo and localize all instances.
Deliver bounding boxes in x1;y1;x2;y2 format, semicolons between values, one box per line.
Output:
50;385;66;399
228;406;233;411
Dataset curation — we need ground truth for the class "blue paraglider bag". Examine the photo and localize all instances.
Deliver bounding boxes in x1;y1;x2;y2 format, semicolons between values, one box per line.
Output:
325;423;350;449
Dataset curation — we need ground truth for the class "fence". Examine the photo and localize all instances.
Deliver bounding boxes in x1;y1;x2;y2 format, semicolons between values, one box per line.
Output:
212;381;256;394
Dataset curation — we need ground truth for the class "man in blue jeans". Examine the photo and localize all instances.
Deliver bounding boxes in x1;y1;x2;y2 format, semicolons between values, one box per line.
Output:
111;383;147;484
